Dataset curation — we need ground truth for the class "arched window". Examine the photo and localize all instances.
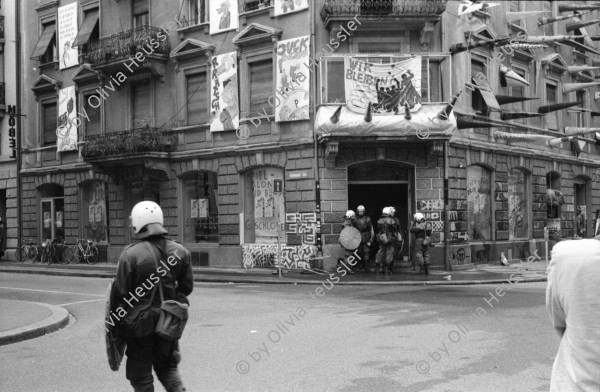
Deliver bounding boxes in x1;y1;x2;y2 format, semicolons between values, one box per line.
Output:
467;165;492;241
508;169;529;240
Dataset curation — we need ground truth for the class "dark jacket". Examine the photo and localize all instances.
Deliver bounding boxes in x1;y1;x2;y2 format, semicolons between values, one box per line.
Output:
377;216;398;243
410;222;431;239
355;215;374;243
114;236;194;337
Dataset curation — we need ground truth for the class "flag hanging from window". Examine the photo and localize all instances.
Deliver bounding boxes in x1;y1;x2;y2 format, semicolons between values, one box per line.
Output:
210;51;239;132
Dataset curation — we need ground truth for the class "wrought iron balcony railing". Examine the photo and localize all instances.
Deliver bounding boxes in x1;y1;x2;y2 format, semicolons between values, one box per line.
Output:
85;26;169;66
0;16;4;40
321;0;448;20
0;82;5;106
81;127;176;159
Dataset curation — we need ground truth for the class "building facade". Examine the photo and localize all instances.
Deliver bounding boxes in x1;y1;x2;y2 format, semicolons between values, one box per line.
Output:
0;0;19;258
15;0;600;271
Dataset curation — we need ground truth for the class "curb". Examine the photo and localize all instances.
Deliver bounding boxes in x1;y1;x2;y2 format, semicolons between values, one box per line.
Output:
0;300;69;346
0;267;547;286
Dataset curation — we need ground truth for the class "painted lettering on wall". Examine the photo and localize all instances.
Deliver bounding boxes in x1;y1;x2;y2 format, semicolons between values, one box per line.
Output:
8;105;17;159
242;244;315;270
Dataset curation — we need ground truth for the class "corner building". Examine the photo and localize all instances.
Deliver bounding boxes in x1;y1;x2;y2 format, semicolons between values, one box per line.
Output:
17;0;600;271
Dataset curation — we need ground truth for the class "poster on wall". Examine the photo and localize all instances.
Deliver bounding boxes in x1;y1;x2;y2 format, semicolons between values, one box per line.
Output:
57;86;78;152
274;0;309;17
85;182;108;244
466;166;492;241
58;2;79;70
275;35;310;122
253;168;284;240
210;52;239;132
344;56;422;116
209;0;239;35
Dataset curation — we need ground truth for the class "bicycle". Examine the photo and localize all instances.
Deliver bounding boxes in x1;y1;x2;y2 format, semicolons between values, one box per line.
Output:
16;239;39;263
526;249;543;263
68;239;99;265
41;238;69;264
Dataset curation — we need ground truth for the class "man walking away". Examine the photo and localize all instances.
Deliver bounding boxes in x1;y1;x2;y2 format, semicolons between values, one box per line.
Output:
114;201;194;392
546;236;600;391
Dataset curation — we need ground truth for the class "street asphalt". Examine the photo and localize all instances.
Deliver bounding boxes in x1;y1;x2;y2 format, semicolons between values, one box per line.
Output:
0;272;556;392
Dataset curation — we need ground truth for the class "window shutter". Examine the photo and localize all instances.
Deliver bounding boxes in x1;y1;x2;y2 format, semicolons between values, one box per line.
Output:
249;59;273;117
187;73;207;125
43;102;57;146
132;83;151;128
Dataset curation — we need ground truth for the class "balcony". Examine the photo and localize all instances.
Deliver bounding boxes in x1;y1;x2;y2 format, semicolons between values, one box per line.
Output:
321;0;448;27
84;26;169;81
81;127;176;161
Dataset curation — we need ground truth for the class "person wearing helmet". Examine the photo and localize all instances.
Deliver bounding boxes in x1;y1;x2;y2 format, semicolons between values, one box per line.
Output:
338;210;357;274
354;205;374;272
410;212;432;275
375;207;398;275
113;201;194;392
388;207;403;273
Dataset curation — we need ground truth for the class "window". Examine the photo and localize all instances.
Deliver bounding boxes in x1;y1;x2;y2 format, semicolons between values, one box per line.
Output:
81;182;109;244
40;185;64;241
546;172;561;219
182;172;219;242
572;91;585;128
42;101;57;146
509;1;522;27
82;91;101;136
131;81;152;128
545;83;558;131
30;21;57;64
467;165;492;241
508;169;529;240
72;8;99;51
242;167;285;244
322;58;346;103
189;0;207;24
186;72;208;125
248;59;273;118
133;0;149;28
509;66;528;118
471;59;488;116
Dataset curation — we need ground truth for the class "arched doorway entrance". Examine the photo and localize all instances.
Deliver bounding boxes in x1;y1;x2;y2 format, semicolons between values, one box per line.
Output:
347;161;414;265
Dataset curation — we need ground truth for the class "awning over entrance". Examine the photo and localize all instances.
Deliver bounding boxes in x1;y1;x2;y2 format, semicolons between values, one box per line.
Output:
315;104;456;138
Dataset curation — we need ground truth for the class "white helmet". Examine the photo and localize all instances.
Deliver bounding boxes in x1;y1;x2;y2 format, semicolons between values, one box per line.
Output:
131;201;166;236
382;207;392;216
357;205;365;212
414;212;425;222
345;210;356;219
389;206;396;216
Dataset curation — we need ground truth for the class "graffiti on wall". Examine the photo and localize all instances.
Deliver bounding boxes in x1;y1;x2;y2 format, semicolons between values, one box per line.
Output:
242;244;315;269
286;212;318;244
418;199;444;211
450;246;471;266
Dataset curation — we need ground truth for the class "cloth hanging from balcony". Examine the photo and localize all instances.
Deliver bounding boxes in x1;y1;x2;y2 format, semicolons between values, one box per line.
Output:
30;24;56;60
72;10;99;47
315;104;456;137
344;56;422;116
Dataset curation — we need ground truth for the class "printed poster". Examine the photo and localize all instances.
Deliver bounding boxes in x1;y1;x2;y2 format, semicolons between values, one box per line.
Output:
274;0;309;16
210;52;239;132
275;35;310;122
191;199;209;218
58;2;79;70
344;56;422;115
210;0;239;35
253;168;284;239
57;86;78;152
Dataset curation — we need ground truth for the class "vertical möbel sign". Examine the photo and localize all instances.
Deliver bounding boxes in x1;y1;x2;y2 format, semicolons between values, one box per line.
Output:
8;106;17;159
210;52;239;132
58;3;79;70
57;86;78;152
275;35;310;122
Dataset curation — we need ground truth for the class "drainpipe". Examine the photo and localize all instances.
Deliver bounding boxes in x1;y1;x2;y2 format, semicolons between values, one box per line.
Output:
16;0;23;256
444;140;450;271
310;1;323;264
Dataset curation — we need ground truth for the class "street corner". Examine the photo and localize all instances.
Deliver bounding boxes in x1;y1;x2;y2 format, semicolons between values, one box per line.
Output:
0;299;69;346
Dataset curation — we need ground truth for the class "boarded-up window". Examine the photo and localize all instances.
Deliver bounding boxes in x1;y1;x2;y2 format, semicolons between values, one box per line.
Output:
83;92;101;136
508;169;529;240
249;59;273;117
243;167;285;244
467;165;492;241
132;82;151;128
43;101;57;146
187;73;208;125
545;83;557;131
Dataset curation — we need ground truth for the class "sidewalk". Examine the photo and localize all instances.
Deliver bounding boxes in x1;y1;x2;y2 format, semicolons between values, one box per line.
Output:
0;260;548;286
0;299;69;346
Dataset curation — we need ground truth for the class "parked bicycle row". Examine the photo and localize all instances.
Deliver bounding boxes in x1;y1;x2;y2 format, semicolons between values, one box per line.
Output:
16;238;99;265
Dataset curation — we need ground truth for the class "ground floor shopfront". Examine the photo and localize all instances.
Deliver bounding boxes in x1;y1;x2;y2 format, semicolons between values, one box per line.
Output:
14;141;600;271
